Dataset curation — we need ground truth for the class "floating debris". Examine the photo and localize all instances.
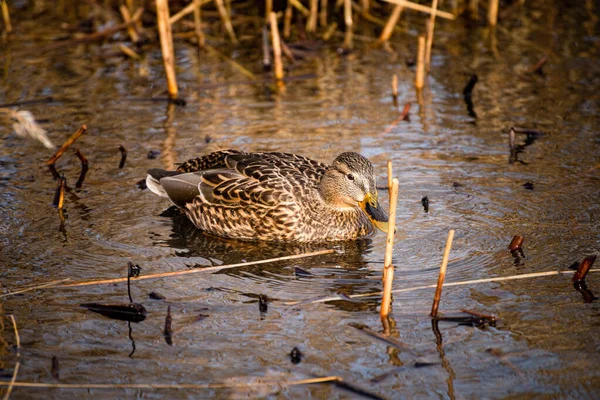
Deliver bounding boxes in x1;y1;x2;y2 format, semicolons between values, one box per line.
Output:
51;356;59;380
523;182;534;190
531;55;548;75
258;294;268;313
149;291;166;300
147;150;161;159
136;179;148;189
294;267;312;277
399;102;411;121
421;196;429;213
80;303;147;323
164;305;173;345
118;145;127;169
463;74;478;118
290;347;302;364
508;235;524;251
2;108;55;149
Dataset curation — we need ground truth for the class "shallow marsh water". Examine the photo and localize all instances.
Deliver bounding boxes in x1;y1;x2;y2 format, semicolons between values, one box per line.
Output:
1;1;599;399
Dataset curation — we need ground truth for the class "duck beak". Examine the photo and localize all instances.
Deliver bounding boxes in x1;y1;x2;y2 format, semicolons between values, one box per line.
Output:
359;192;390;233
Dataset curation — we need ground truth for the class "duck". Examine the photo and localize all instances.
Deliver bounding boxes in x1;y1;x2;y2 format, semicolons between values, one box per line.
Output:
146;150;389;242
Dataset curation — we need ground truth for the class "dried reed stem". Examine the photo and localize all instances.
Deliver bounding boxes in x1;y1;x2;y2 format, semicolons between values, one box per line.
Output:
0;279;71;299
214;0;238;44
269;12;284;81
58;249;334;288
387;160;393;190
343;0;353;49
265;0;272;19
47;125;87;166
283;4;292;38
119;5;139;43
380;178;399;318
1;0;11;33
0;376;341;390
285;269;600;305
382;0;455;20
169;0;211;25
488;0;499;27
468;0;478;18
289;0;310;17
430;229;454;317
4;315;20;400
57;176;66;210
391;74;398;104
307;0;318;32
415;35;426;89
378;5;403;43
156;0;179;100
193;0;205;48
118;44;140;59
425;0;438;71
320;0;328;27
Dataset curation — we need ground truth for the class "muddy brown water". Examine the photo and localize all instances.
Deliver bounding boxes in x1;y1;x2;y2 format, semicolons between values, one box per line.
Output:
1;2;599;399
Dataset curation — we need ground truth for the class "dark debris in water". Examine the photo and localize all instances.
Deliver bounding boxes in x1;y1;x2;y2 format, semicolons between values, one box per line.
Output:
149;291;166;300
147;150;161;159
136;178;147;190
290;347;302;364
164;305;173;346
294;266;313;277
523;182;534;190
259;294;268;313
80;303;147;323
421;196;429;213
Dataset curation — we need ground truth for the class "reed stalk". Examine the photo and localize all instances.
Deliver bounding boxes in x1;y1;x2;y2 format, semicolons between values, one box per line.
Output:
378;5;403;43
119;5;139;43
307;0;318;32
1;0;11;33
415;35;426;89
382;0;455;20
343;0;353;49
269;12;284;81
156;0;179;100
488;0;499;27
193;0;205;48
283;4;292;38
47;125;87;165
4;315;20;400
214;0;238;45
380;178;399;318
425;0;438;71
320;0;328;27
430;229;454;317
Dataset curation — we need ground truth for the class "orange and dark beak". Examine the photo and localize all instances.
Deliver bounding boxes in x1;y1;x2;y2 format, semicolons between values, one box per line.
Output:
359;192;390;233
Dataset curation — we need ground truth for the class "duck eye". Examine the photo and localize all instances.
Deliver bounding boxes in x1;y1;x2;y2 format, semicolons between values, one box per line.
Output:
346;173;354;181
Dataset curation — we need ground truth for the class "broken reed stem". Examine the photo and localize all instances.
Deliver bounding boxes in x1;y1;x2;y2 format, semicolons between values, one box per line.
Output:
488;0;499;27
214;0;238;45
380;178;399;318
156;0;179;100
1;0;11;33
391;74;398;101
285;268;600;305
58;249;334;288
119;5;139;43
430;229;454;317
415;35;426;89
283;4;293;38
0;376;341;390
343;0;353;49
573;255;597;282
425;0;438;71
382;0;455;20
57;176;66;210
289;0;310;17
269;12;284;81
169;0;211;25
118;145;127;169
378;4;403;43
4;315;20;400
47;125;87;166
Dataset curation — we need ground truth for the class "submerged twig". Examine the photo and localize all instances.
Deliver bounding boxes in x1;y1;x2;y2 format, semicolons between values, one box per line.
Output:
4;315;20;400
0;279;71;299
118;145;127;169
164;306;173;345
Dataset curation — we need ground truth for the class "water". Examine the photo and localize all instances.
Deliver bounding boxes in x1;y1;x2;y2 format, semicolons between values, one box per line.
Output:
1;1;599;398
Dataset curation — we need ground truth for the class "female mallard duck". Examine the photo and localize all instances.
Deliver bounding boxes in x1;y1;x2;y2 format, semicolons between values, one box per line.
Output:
146;150;389;242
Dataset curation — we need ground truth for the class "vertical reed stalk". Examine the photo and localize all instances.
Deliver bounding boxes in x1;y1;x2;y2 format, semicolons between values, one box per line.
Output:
193;0;205;48
488;0;499;26
320;0;328;27
1;0;11;33
391;74;398;104
380;178;399;319
415;35;426;89
378;5;403;43
265;0;272;19
343;0;353;49
215;0;238;45
119;5;139;43
430;229;455;317
468;0;478;19
425;0;438;71
269;12;284;81
156;0;179;100
284;3;292;38
387;160;393;191
307;0;318;32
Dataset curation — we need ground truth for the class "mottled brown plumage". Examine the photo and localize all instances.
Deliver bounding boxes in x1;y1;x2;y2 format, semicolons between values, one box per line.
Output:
146;150;389;242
